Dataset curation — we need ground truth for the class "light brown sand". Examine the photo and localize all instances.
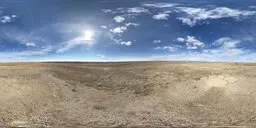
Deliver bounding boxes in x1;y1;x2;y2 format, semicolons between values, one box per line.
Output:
0;62;255;127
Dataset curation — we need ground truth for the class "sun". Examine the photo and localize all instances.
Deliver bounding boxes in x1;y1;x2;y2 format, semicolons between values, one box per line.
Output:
83;30;94;41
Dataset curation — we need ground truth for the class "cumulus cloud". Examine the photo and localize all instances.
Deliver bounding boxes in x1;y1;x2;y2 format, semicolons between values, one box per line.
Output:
110;26;127;33
143;3;178;8
176;7;256;26
108;23;139;45
120;41;132;46
153;13;169;20
127;7;149;13
114;16;125;23
176;37;185;42
110;23;139;34
177;36;204;49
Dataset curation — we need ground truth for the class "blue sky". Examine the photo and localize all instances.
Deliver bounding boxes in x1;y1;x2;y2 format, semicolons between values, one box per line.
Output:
0;0;256;62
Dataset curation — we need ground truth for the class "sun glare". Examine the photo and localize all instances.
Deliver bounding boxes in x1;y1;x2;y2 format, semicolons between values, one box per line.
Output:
83;30;94;41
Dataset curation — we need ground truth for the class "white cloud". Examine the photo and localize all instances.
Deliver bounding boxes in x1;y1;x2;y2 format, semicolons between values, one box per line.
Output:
125;22;139;27
25;43;36;47
102;9;112;13
176;36;204;49
101;25;107;29
177;7;256;26
110;26;127;33
109;23;139;34
149;51;256;62
213;37;241;48
155;46;177;51
198;37;243;60
186;36;204;49
143;3;178;8
0;46;53;61
249;6;256;9
127;7;149;13
57;35;95;53
108;23;139;44
153;13;169;20
1;15;16;24
11;15;16;18
120;41;132;46
102;7;148;14
16;46;53;56
153;40;161;43
114;16;125;23
176;37;185;42
150;36;254;62
0;29;48;47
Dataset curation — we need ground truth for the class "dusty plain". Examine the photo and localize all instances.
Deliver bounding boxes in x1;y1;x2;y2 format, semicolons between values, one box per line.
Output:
0;61;256;127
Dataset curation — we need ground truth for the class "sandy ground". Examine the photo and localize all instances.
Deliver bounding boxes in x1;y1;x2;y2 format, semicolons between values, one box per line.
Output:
0;62;256;127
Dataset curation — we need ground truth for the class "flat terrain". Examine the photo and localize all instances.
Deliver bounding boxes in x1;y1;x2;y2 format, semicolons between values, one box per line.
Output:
0;62;256;127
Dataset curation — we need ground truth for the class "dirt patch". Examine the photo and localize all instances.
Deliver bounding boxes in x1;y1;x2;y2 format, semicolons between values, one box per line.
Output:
0;62;256;127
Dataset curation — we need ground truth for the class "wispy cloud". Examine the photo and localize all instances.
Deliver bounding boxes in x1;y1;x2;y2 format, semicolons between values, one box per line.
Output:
101;25;107;29
0;28;46;48
151;36;254;62
0;46;53;61
143;3;178;8
149;52;256;62
213;37;240;48
153;40;162;44
249;6;256;9
155;46;177;51
125;22;139;27
57;36;95;53
176;7;256;26
96;54;106;58
102;9;112;13
102;7;148;14
127;7;149;13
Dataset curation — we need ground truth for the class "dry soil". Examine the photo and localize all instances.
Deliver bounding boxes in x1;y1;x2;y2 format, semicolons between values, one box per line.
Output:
0;62;256;127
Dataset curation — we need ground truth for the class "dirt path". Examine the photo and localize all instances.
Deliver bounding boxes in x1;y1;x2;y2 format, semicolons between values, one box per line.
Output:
0;62;255;127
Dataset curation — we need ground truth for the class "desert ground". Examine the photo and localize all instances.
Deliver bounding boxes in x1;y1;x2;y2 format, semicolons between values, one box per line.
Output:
0;61;256;127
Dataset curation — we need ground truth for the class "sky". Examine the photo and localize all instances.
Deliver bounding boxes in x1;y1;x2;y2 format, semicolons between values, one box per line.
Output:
0;0;256;62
